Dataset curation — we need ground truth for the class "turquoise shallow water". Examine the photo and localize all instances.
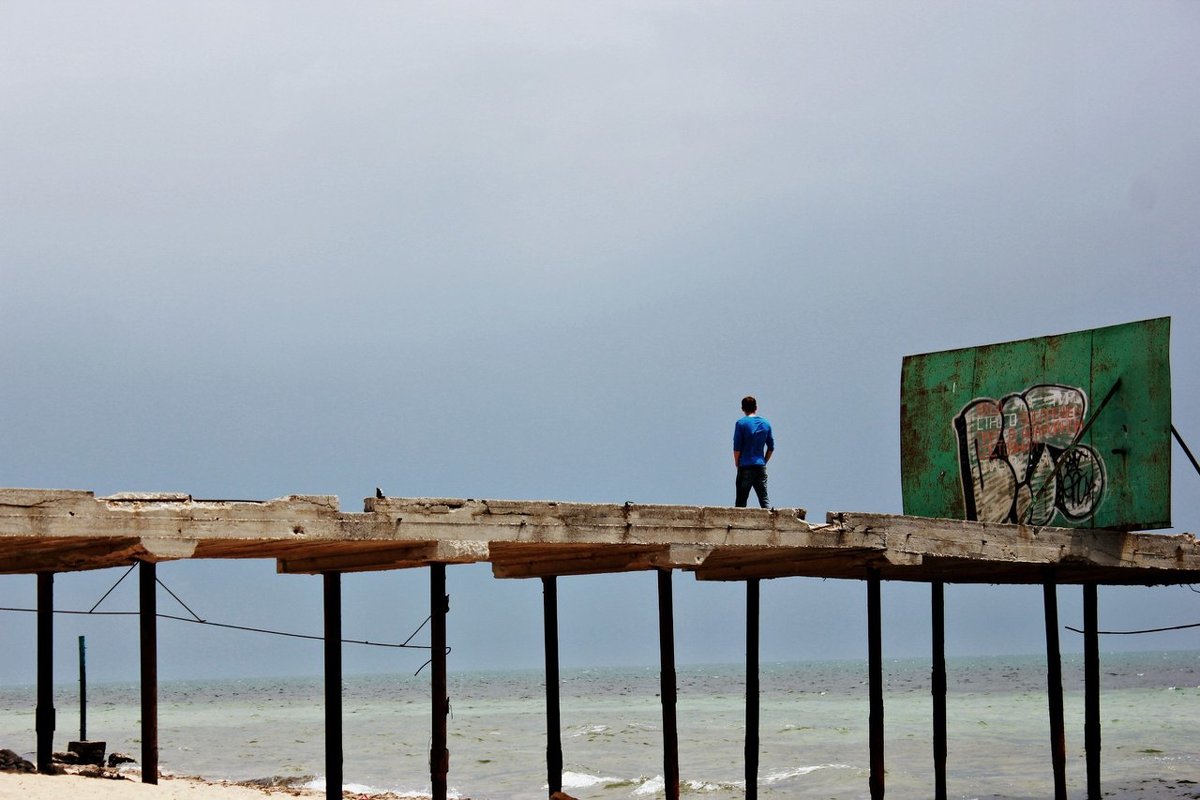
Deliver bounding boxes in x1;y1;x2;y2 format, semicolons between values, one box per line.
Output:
1;652;1197;799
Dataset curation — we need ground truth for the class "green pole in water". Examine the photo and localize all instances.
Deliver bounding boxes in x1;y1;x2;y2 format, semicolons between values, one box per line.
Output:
78;635;87;741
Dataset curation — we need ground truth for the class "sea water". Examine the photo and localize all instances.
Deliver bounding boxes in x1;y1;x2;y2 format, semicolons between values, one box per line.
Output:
1;652;1197;799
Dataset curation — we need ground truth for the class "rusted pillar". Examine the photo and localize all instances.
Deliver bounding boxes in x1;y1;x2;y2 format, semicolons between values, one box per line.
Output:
324;572;342;800
542;576;563;798
657;569;680;800
36;572;55;775
931;580;946;800
867;567;884;799
431;564;449;800
1083;583;1101;799
1043;571;1067;800
745;578;760;800
139;561;158;784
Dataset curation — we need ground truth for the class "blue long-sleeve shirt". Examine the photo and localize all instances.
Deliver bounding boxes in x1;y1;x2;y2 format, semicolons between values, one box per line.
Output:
734;415;774;466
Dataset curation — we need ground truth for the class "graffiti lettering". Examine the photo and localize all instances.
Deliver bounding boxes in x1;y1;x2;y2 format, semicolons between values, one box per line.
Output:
953;384;1105;525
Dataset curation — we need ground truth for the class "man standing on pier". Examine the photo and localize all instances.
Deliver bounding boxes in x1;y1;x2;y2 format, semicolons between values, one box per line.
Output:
733;395;774;508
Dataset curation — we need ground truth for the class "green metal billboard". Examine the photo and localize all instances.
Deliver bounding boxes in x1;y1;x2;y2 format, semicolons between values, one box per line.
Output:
901;318;1171;530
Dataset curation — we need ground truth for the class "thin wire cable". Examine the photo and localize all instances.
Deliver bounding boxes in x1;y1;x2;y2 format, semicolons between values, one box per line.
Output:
402;615;431;647
1065;621;1200;635
27;569;446;663
156;612;436;649
88;565;136;613
87;567;433;646
156;578;205;622
1174;424;1200;480
0;606;438;651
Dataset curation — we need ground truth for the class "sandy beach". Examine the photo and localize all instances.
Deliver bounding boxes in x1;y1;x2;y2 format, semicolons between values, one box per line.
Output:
0;771;425;800
5;770;1200;800
0;772;306;800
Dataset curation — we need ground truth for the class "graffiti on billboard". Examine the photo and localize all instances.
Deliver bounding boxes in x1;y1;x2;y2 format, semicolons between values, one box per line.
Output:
953;384;1105;526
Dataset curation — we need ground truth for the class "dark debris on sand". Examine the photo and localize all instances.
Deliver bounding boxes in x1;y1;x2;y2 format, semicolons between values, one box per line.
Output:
0;749;35;774
231;776;435;799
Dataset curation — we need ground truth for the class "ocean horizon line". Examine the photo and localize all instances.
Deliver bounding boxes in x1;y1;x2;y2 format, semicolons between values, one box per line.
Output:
7;647;1197;692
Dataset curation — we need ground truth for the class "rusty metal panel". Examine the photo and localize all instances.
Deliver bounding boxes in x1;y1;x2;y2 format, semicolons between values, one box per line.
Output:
901;318;1171;530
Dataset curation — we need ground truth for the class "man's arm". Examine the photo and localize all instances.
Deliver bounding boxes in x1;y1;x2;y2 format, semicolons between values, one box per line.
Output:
764;448;773;464
733;420;744;468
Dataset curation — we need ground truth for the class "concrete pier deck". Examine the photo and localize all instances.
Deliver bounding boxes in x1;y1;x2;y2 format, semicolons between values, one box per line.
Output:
1;488;1197;585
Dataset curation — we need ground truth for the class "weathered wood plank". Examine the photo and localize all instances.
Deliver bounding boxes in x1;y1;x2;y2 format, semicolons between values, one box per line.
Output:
827;512;1200;583
0;489;1197;584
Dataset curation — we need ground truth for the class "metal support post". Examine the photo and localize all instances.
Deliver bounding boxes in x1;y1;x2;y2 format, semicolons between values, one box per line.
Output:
431;564;449;800
1043;571;1067;800
746;579;761;800
1084;584;1101;799
867;568;884;800
139;561;159;784
36;572;55;774
931;581;946;800
543;576;563;798
324;572;343;800
657;569;680;800
78;636;87;742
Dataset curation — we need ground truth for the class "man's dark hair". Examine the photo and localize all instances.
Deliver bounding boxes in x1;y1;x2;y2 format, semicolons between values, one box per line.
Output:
741;395;757;414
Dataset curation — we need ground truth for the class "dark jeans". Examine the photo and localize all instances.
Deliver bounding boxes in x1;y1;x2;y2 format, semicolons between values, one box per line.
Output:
735;465;769;508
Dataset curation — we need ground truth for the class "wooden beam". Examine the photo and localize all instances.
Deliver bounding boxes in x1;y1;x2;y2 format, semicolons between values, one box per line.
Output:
693;547;886;581
491;543;714;578
831;512;1200;581
491;544;671;579
367;498;811;548
0;538;145;575
1;489;1198;586
278;543;440;574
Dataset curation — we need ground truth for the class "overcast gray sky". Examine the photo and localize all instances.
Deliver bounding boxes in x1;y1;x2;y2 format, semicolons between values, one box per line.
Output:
1;1;1198;684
